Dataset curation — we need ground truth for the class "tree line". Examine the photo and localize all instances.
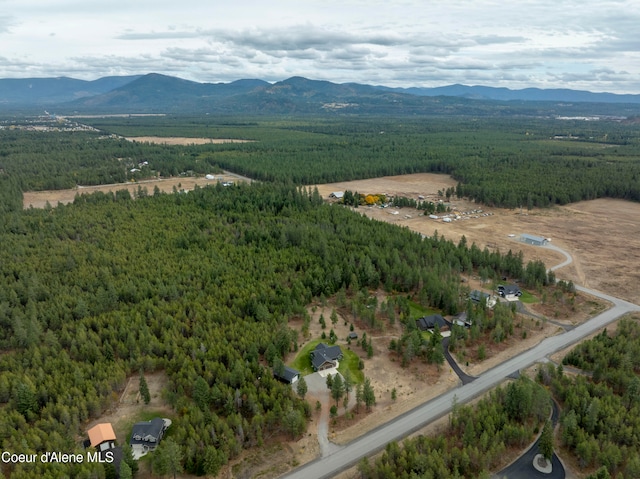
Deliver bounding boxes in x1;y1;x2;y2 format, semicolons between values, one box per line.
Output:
3;116;640;214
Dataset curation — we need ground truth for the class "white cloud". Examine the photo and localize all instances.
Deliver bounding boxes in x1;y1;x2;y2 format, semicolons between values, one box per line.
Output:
0;0;638;93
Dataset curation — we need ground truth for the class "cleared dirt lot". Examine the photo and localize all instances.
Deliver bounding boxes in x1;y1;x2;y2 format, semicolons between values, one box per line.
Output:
316;173;640;305
125;136;253;145
22;174;246;209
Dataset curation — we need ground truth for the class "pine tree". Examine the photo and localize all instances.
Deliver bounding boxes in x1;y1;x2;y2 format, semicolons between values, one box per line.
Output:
296;376;308;399
539;420;554;462
363;377;376;412
331;374;345;407
119;460;132;479
139;372;151;405
153;438;182;479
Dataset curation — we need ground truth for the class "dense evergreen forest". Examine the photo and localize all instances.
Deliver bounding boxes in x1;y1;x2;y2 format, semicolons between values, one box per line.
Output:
1;114;638;477
0;180;538;477
541;318;640;478
85;115;640;208
357;376;551;479
2;115;640;214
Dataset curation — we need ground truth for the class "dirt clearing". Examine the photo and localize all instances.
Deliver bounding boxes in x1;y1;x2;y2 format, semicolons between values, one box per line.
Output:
84;371;172;447
125;136;253;145
315;173;640;305
23;173;248;209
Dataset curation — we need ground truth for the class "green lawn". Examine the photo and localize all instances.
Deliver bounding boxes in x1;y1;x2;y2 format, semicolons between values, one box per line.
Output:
290;339;321;376
338;347;364;383
519;290;539;304
290;338;364;383
420;330;433;341
409;300;439;319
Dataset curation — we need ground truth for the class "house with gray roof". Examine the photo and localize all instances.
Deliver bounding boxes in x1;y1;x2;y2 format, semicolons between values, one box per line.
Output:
130;417;172;459
498;284;522;299
415;314;448;332
469;290;497;309
520;233;548;246
274;365;300;384
310;343;343;371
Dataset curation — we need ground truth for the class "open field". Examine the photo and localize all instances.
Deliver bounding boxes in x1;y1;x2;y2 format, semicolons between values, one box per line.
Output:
22;173;248;209
125;136;253;145
315;173;640;305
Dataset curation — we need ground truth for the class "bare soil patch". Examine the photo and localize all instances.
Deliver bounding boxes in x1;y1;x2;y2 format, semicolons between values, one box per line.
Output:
125;136;253;146
23;174;245;209
315;174;640;305
83;371;172;447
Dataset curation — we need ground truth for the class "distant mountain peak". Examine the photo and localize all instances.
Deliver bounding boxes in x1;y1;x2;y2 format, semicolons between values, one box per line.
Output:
1;73;639;115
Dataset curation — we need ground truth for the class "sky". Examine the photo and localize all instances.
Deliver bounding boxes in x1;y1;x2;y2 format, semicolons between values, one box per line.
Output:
1;0;639;93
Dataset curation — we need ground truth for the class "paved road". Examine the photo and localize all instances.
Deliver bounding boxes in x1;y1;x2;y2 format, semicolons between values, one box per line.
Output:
494;400;564;479
281;246;640;479
442;336;476;385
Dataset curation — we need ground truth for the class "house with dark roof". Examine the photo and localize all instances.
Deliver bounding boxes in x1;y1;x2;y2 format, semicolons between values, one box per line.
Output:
274;365;300;384
469;290;497;309
310;343;343;371
415;314;448;332
130;417;172;459
497;284;522;299
87;423;117;452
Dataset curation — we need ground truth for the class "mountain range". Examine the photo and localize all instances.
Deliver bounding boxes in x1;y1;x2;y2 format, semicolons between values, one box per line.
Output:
1;73;639;116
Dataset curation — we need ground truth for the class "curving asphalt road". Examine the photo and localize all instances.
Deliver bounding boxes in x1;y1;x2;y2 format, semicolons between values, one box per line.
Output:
494;400;564;479
280;245;640;479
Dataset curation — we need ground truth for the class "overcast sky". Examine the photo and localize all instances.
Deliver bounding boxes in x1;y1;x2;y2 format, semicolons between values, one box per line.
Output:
1;0;639;93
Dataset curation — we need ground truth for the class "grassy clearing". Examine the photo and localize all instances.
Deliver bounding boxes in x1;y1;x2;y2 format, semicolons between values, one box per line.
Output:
519;290;539;303
338;347;364;383
290;339;321;376
408;301;439;319
291;339;364;383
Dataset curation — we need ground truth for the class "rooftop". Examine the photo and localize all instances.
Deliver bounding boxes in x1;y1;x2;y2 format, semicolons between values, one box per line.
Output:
87;423;116;448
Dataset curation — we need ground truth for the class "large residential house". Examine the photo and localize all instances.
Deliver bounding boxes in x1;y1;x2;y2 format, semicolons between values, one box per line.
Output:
497;284;522;300
415;314;448;332
130;418;172;459
310;343;343;371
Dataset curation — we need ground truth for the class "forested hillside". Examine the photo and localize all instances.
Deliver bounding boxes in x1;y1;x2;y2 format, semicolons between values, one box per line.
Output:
0;182;535;477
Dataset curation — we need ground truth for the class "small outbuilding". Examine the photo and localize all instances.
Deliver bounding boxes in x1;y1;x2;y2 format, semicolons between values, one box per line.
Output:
273;365;300;384
329;191;344;199
520;233;549;246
